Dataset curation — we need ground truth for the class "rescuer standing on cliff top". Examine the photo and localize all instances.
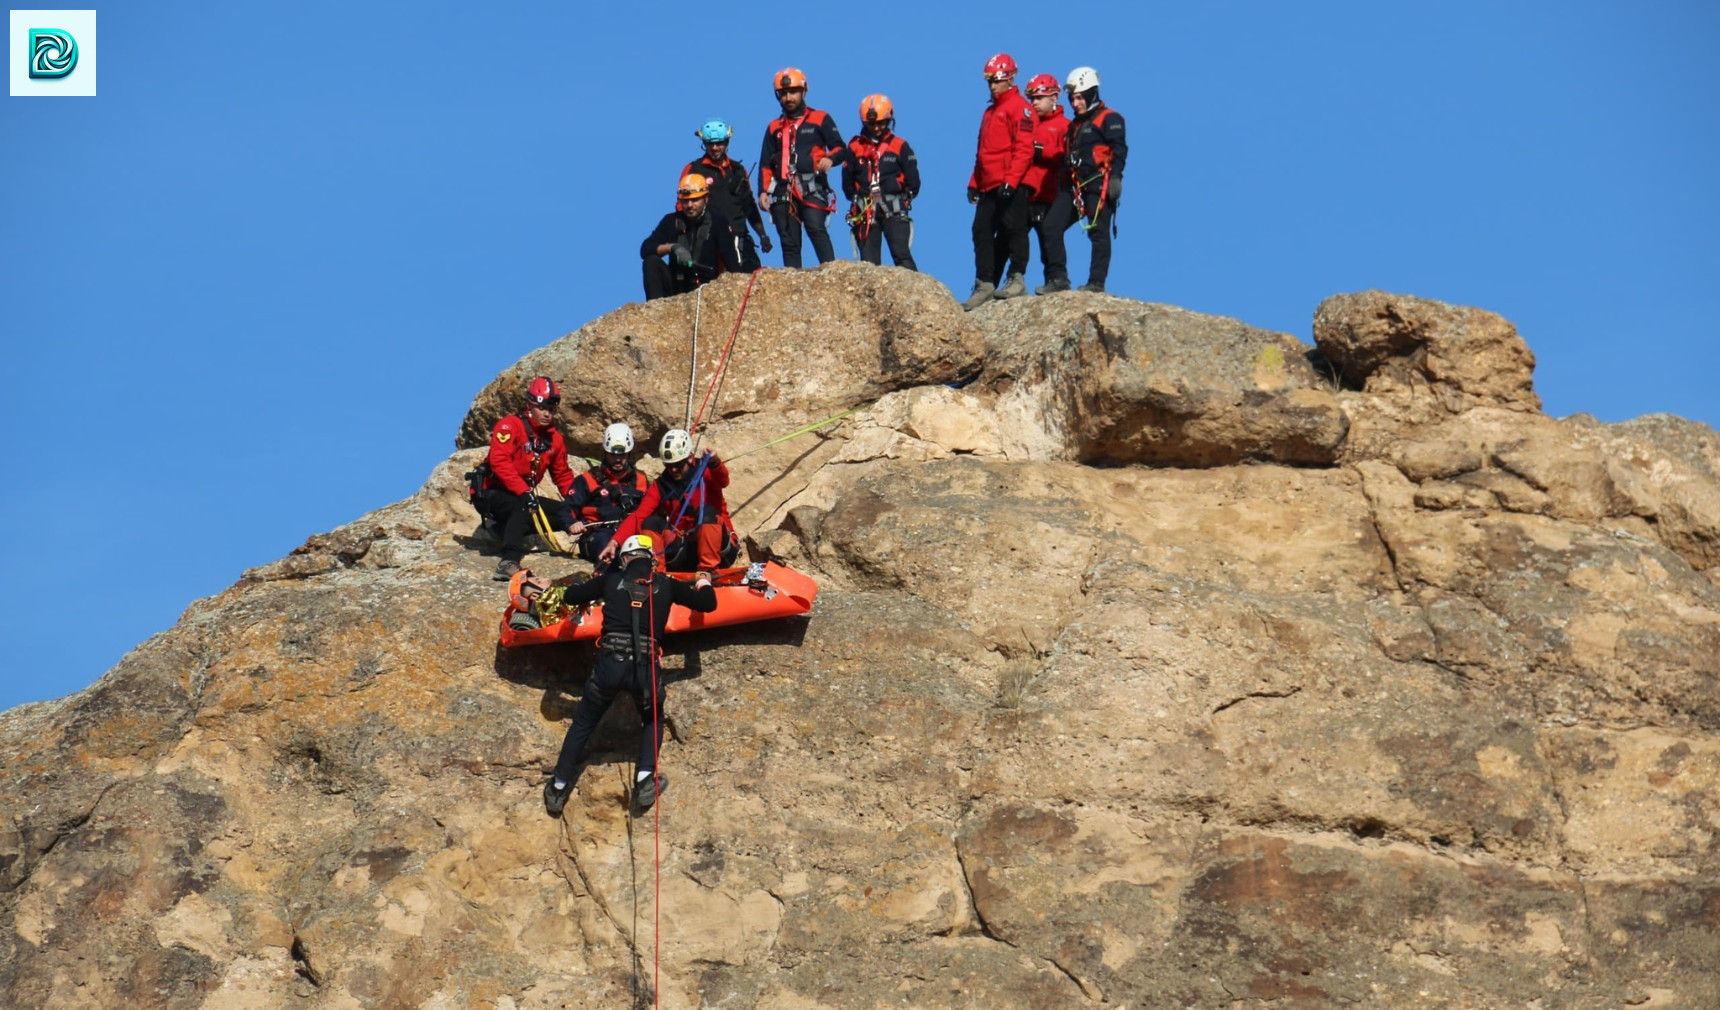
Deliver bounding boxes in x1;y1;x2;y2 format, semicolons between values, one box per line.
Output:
842;94;921;271
1063;66;1128;293
1023;73;1073;294
758;68;849;268
964;53;1038;309
541;534;718;817
466;376;581;582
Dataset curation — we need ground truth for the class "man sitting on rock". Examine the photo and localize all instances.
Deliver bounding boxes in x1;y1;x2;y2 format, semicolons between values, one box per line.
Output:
542;535;717;816
600;429;741;573
641;174;745;301
466;376;581;581
564;422;651;564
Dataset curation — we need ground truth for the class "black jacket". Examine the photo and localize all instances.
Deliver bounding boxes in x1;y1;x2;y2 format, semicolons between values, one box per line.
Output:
1065;102;1128;190
639;208;745;283
561;560;718;640
683;156;765;235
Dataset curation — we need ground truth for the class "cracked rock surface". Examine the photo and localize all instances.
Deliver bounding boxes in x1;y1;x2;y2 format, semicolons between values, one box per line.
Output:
3;263;1717;1008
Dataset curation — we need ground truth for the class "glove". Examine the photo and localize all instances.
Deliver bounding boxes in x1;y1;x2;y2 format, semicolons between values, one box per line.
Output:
1109;178;1122;205
1034;142;1044;157
671;242;696;269
522;491;540;513
1028;203;1046;226
998;185;1016;201
760;232;773;253
967;186;979;204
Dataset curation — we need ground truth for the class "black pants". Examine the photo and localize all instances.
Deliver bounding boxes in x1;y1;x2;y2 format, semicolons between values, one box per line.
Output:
643;257;701;301
1031;190;1074;284
1072;191;1115;287
474;488;575;560
855;215;916;271
576;525;619;565
973;187;1031;284
737;230;761;272
771;200;835;268
551;649;665;784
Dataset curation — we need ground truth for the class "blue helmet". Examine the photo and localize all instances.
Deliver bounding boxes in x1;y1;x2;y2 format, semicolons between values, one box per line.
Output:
697;120;732;143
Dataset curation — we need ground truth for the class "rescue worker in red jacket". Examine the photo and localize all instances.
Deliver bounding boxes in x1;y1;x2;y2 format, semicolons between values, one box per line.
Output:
1063;66;1128;293
467;376;580;581
564;422;651;564
841;94;921;271
682;120;772;272
641;174;745;301
1022;73;1073;294
757;68;848;269
963;53;1037;310
601;429;740;573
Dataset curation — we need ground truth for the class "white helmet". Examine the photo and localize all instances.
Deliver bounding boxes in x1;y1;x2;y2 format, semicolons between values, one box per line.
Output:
618;534;655;557
660;428;693;464
1065;66;1100;93
602;422;635;454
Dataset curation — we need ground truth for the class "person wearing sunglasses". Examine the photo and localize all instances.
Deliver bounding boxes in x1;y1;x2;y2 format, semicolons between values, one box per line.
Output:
963;53;1037;309
757;67;848;269
466;376;581;581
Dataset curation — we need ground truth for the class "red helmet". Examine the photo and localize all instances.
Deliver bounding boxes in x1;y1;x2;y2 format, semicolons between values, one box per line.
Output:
773;67;807;91
859;94;893;123
1025;73;1059;98
983;53;1018;82
525;376;561;408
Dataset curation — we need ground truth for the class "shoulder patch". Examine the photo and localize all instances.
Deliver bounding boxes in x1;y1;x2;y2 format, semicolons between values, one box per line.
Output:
495;431;512;443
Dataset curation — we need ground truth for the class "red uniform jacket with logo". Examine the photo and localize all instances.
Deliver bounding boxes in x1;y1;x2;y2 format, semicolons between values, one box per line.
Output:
1023;105;1070;203
968;88;1036;192
483;414;577;497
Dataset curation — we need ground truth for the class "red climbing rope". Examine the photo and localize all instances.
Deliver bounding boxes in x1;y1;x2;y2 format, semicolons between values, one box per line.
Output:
690;269;762;440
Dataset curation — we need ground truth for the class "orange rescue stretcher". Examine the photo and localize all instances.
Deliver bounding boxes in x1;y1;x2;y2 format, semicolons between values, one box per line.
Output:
498;561;817;648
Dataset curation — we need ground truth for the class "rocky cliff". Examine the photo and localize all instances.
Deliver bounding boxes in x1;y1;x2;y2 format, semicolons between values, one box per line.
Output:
3;263;1717;1009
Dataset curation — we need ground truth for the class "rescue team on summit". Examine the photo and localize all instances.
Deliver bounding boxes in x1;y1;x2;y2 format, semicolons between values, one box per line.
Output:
642;56;1126;306
474;54;1126;818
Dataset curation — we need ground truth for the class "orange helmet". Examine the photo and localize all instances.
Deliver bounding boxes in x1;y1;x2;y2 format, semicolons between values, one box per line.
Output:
677;173;711;200
773;67;807;91
508;569;549;613
859;94;893;124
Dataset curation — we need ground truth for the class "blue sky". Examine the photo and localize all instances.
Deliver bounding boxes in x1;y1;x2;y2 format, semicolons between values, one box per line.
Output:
2;1;1716;711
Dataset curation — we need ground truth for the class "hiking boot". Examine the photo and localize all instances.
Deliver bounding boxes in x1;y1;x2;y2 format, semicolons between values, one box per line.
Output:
1035;277;1071;295
993;273;1027;299
961;281;995;311
543;779;570;818
633;771;669;810
1077;282;1106;294
492;557;524;582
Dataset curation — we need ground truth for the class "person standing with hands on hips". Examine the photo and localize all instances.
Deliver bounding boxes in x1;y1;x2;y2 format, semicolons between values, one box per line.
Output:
758;68;848;268
963;52;1037;310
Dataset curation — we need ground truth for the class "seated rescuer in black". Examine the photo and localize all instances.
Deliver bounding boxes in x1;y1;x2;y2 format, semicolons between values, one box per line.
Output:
542;535;718;816
563;422;649;564
641;173;745;301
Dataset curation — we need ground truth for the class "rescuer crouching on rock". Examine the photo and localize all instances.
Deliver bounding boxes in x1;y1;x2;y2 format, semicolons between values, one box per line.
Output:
541;535;718;816
564;422;651;564
465;376;580;582
601;429;741;573
641;174;745;301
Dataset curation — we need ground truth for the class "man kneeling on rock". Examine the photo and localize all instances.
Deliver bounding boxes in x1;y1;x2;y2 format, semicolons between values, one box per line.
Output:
542;535;717;816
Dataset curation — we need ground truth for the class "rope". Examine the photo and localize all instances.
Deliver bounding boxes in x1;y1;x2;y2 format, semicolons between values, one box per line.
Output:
529;496;574;555
685;286;702;430
690;270;762;446
647;570;662;1010
723;403;869;461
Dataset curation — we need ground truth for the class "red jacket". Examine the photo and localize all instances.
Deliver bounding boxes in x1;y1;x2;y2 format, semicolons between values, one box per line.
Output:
613;454;733;543
1023;105;1070;202
483;413;577;497
968;87;1036;192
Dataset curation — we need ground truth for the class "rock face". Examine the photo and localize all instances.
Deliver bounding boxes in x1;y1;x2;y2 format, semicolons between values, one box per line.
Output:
3;263;1717;1009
